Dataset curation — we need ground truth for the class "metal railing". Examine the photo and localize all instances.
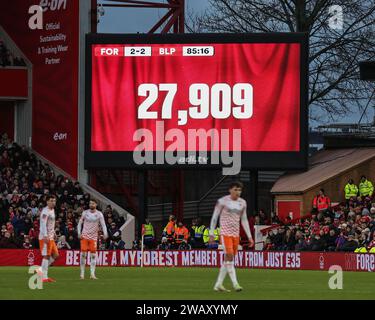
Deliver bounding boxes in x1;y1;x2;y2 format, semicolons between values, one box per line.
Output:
148;175;230;221
31;149;135;248
196;175;229;217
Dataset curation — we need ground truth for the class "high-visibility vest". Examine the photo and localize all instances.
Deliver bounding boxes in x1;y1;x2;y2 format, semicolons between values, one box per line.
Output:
203;228;210;244
369;247;375;253
313;195;331;211
203;228;220;243
354;247;368;253
191;225;197;237
344;183;358;199
194;225;205;239
174;226;189;243
143;223;154;237
214;227;220;241
359;180;374;197
163;221;176;236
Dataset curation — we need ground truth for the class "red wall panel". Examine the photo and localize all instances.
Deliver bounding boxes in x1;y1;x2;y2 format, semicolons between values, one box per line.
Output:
277;200;301;221
0;68;27;98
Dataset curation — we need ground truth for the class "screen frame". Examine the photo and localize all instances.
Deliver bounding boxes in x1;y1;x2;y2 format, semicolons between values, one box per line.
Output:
85;32;309;170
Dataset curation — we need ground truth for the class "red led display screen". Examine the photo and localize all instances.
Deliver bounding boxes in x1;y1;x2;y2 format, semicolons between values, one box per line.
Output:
86;33;308;170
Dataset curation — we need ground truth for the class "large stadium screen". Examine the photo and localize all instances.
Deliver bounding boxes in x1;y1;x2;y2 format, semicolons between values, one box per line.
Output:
85;33;308;171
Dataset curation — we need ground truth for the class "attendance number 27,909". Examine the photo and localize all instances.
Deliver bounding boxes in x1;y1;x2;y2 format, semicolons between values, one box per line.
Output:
137;83;253;126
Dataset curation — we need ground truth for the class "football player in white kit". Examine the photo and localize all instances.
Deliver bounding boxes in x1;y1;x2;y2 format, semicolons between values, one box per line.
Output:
38;195;59;283
209;181;254;292
77;199;108;279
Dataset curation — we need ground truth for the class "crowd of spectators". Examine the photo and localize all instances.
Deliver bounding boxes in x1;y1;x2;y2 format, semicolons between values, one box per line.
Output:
0;133;125;250
2;129;374;254
133;216;220;251
137;183;375;254
0;40;26;67
264;186;375;252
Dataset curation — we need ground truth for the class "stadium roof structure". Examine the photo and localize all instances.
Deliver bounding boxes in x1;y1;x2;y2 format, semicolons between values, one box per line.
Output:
271;147;375;194
100;0;185;33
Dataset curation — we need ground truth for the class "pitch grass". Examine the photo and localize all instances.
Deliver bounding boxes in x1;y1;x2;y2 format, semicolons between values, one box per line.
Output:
0;267;374;300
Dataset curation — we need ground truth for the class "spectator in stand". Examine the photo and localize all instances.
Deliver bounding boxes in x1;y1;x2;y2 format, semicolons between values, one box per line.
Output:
340;233;359;252
0;193;9;225
203;226;220;249
142;219;156;249
178;240;191;251
66;233;79;249
109;233;125;250
162;215;176;245
294;231;306;251
0;41;10;67
335;226;347;246
157;237;170;250
309;232;326;251
367;233;375;252
283;216;293;226
174;221;189;249
190;217;205;248
0;231;18;248
282;228;296;250
359;175;374;198
188;218;197;248
358;229;370;248
28;221;38;248
1;224;7;237
273;227;285;250
313;189;331;213
73;182;83;195
263;238;273;250
22;235;32;249
98;234;107;250
258;209;270;225
270;212;281;225
324;229;338;251
254;215;261;225
132;240;141;250
266;229;275;245
345;178;358;206
57;235;71;249
108;222;120;240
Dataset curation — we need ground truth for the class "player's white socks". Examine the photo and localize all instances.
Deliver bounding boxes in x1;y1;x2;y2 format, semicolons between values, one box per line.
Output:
90;253;96;276
215;263;227;286
48;256;55;266
225;261;239;287
41;258;49;280
80;252;87;277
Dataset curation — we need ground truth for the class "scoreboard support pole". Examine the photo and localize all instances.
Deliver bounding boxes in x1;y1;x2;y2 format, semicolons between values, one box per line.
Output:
138;170;148;239
248;170;258;216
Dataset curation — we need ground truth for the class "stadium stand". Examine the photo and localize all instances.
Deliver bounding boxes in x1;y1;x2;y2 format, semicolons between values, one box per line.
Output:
0;38;25;67
2;130;375;254
271;148;375;217
0;133;125;249
144;180;375;253
262;189;375;252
